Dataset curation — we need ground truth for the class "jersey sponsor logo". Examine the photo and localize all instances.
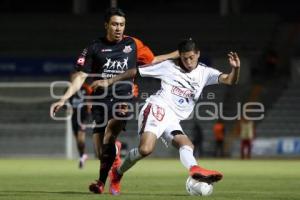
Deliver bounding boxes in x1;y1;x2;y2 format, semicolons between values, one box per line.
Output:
103;57;128;70
171;86;195;98
77;57;85;66
100;73;117;78
101;48;112;52
151;105;165;121
123;45;132;53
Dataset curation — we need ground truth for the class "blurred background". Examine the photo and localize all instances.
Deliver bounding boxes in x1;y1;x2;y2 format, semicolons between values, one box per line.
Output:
0;0;299;159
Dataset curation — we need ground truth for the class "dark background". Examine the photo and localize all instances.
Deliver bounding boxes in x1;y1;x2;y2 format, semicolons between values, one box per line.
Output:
0;0;299;157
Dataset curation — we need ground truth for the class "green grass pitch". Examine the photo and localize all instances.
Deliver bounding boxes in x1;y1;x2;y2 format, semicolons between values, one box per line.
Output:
0;159;300;200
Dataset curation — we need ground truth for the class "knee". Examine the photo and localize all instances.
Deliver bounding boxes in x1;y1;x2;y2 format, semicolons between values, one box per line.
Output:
139;145;153;157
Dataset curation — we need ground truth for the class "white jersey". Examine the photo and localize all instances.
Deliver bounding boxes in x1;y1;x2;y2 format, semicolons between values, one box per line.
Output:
138;60;222;120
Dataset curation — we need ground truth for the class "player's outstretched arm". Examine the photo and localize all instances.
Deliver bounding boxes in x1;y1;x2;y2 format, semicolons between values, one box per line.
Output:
152;50;179;63
219;52;240;85
50;71;88;117
91;68;137;90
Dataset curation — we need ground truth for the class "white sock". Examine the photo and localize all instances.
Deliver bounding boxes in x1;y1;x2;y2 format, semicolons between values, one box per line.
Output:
115;144;119;155
179;145;197;169
118;148;143;175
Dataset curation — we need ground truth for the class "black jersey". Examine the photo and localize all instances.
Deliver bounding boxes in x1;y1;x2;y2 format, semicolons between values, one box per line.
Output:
75;36;154;98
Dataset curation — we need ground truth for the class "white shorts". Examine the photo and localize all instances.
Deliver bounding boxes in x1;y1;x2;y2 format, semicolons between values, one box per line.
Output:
138;102;184;143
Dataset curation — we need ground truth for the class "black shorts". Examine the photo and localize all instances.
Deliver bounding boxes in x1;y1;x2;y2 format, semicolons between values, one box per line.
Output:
71;108;89;135
92;97;133;134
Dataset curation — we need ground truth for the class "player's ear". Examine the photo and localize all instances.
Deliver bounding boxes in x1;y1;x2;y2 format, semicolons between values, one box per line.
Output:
196;50;200;58
104;22;108;30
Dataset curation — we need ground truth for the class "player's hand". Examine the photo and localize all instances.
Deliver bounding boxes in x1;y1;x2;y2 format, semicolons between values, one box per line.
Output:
91;79;111;90
228;52;240;68
50;100;66;118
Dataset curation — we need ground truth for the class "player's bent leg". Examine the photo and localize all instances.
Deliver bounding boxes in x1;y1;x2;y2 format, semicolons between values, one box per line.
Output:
172;133;223;183
109;140;122;195
109;131;157;195
171;132;194;149
138;131;157;157
117;148;142;175
118;132;157;173
100;119;124;195
172;133;197;169
77;130;87;169
111;140;122;172
89;132;104;194
79;153;88;169
92;133;104;160
76;130;85;157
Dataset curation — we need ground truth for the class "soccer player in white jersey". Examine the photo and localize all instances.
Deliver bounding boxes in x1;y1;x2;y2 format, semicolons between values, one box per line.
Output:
91;38;240;194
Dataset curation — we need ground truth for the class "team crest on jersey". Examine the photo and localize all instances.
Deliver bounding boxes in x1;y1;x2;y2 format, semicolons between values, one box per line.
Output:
151;105;165;121
123;45;132;53
77;57;85;66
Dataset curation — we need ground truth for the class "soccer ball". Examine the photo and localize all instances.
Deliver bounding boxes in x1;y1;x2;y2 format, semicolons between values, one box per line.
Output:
185;176;213;196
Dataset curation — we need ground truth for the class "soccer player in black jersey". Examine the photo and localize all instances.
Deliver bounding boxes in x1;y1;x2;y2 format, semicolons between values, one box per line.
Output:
50;8;178;195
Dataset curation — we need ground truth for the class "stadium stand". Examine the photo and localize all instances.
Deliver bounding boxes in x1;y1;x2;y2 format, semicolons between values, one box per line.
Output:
256;81;300;137
0;14;279;57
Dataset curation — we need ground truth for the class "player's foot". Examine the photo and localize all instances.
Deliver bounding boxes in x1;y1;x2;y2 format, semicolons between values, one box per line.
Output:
189;165;223;183
109;141;122;195
109;168;123;195
89;180;104;194
109;141;122;176
79;154;88;169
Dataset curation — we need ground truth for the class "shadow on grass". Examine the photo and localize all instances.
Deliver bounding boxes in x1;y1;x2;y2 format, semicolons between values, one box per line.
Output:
0;190;186;197
121;192;186;197
0;191;88;195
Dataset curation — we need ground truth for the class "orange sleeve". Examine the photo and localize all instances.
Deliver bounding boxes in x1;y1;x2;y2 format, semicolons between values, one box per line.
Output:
132;37;155;64
82;83;93;95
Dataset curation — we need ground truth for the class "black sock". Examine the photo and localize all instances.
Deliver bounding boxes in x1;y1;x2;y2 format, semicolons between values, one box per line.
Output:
99;143;116;184
77;142;85;158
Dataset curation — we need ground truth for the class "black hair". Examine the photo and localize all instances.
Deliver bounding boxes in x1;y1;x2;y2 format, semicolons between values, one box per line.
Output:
178;38;199;53
104;7;126;23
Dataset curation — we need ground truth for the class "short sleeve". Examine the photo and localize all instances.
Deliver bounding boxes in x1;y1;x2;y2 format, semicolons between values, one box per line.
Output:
75;44;95;73
132;37;155;65
138;60;170;79
205;67;222;86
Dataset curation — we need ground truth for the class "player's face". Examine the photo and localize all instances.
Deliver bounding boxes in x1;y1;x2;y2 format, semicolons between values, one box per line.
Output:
105;15;126;42
180;50;200;72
